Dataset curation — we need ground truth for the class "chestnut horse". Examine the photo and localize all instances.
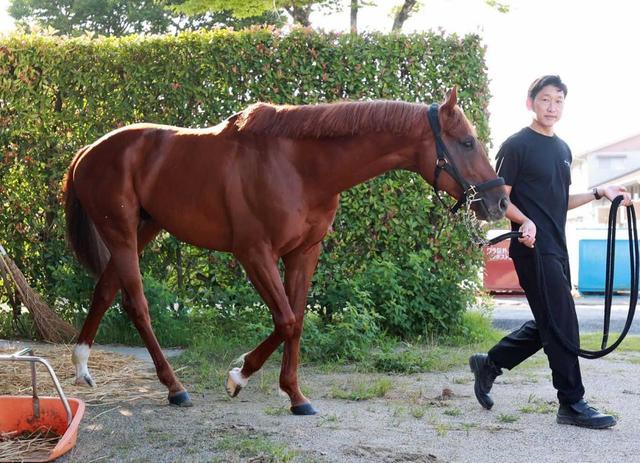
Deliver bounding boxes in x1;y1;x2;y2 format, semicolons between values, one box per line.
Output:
64;88;508;414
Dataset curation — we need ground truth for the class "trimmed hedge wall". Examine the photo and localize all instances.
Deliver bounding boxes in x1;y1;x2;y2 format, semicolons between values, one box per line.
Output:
0;28;490;340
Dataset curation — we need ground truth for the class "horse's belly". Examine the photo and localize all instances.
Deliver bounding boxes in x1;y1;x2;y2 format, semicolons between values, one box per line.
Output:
161;219;233;252
142;195;233;251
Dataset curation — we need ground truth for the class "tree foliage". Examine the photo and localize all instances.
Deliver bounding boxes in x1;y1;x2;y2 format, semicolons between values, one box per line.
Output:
8;0;284;36
173;0;342;27
390;0;509;32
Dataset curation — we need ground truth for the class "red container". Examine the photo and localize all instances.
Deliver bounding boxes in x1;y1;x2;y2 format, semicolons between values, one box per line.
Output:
0;396;85;462
483;237;523;293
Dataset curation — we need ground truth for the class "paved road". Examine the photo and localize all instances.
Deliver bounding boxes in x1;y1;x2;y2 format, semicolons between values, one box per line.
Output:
0;339;183;363
491;294;640;334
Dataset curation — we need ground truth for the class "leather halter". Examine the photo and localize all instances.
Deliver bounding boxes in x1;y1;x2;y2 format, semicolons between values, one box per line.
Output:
427;103;505;213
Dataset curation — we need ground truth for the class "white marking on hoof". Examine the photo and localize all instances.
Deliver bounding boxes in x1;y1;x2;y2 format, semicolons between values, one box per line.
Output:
72;343;96;388
225;367;248;397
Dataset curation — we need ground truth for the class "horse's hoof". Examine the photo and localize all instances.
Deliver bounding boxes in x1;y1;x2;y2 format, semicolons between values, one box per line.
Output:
225;367;247;398
290;403;318;416
168;390;193;407
75;374;96;388
225;376;242;398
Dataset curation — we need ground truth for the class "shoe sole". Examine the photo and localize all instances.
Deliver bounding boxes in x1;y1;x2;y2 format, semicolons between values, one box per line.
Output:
469;356;493;410
556;415;617;429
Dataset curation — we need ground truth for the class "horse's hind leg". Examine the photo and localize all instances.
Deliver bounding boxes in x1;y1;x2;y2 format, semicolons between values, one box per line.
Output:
120;289;190;406
104;228;191;406
73;220;162;387
73;260;120;386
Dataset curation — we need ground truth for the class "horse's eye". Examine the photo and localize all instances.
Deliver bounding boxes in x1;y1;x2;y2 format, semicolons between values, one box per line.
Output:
459;137;475;150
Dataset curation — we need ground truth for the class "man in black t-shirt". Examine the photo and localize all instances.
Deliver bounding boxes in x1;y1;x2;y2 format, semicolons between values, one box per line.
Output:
469;75;632;429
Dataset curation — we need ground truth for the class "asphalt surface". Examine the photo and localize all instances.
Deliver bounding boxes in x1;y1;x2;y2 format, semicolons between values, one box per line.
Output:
491;293;640;334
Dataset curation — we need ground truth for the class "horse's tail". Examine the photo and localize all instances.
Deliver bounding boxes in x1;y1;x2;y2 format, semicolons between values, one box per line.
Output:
63;146;110;278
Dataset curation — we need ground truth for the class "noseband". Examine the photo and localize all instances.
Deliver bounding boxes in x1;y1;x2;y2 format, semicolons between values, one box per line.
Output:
427;104;505;213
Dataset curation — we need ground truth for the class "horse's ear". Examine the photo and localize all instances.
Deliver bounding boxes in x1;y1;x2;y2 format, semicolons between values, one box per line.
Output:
442;87;458;112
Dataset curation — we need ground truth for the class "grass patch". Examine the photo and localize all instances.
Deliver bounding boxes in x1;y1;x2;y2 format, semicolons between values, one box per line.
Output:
364;312;505;374
519;394;556;414
497;413;519;423
443;407;462;417
459;422;477;435
366;342;496;374
410;406;426;419
172;335;249;392
264;406;290;416
256;369;280;395
580;333;640;352
434;423;450;437
431;421;477;437
391;405;406;418
516;354;547;371
217;436;298;462
445;310;505;346
319;414;340;428
329;377;392;401
452;376;470;384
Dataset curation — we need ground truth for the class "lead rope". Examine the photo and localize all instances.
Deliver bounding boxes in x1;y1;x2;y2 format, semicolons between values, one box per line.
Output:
485;195;639;359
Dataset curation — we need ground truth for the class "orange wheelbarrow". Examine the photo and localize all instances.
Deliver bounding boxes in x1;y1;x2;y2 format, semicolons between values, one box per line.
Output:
0;348;85;462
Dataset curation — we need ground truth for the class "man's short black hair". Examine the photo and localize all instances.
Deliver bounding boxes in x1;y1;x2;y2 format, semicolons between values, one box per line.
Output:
528;75;568;100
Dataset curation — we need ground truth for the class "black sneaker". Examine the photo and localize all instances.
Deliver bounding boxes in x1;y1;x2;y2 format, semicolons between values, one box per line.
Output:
556;399;617;429
469;353;502;410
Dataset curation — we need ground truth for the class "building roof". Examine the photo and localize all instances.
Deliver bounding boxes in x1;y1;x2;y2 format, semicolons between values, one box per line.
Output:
579;133;640;159
591;166;640;188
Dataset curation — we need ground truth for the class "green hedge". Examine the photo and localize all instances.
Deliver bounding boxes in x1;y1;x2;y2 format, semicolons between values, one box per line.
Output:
0;28;490;342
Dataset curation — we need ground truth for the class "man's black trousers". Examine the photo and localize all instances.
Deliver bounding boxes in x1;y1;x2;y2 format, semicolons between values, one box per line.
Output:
488;254;585;405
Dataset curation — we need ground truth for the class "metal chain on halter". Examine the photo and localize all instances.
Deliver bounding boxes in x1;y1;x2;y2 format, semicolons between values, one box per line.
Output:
455;200;490;247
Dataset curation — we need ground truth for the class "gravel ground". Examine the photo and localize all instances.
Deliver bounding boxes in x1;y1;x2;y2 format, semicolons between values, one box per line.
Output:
46;348;640;463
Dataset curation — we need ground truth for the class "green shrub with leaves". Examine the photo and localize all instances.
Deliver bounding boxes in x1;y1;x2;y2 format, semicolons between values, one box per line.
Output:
0;28;491;345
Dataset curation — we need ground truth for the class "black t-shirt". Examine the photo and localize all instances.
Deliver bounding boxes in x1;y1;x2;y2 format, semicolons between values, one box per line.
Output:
495;127;572;258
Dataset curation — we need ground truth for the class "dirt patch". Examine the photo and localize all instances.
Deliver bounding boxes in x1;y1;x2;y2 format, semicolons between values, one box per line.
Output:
3;343;640;462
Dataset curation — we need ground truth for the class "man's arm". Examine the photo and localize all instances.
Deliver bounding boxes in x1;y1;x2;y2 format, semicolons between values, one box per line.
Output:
568;185;632;210
504;185;536;248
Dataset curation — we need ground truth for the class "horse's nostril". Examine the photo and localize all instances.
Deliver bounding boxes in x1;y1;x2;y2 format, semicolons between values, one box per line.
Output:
499;197;509;212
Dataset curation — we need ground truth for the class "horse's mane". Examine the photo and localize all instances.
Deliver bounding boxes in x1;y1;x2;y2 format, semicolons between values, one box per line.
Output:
234;100;430;138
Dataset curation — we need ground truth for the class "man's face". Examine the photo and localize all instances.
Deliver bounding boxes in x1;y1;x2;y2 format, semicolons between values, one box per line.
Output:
528;84;565;129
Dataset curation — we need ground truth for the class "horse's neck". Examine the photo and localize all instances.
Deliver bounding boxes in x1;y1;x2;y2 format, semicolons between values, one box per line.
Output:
311;133;419;195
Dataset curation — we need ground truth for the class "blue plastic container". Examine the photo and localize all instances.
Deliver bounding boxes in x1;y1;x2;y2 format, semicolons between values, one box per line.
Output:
578;239;632;293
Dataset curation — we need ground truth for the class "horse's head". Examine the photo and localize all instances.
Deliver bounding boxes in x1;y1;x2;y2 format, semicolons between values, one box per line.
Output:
417;88;508;221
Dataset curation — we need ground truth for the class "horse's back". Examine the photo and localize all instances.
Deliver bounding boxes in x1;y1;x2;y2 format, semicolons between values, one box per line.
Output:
70;119;335;255
72;122;240;249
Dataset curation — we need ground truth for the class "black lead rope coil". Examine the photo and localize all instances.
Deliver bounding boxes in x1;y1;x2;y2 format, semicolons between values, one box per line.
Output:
485;195;639;359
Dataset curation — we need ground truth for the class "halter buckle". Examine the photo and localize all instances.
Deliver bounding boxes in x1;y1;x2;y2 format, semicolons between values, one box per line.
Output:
435;158;448;168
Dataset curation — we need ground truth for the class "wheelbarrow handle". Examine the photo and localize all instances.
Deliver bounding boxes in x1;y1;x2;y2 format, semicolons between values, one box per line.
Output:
0;348;73;427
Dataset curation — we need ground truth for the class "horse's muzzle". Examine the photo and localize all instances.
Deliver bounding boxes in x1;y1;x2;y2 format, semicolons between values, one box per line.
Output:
474;193;509;222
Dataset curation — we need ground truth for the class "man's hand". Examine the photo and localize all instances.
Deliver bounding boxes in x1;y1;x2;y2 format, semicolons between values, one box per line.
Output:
602;185;633;207
518;219;536;248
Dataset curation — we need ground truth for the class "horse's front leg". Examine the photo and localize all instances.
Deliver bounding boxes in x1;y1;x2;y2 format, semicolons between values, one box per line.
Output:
280;243;322;415
224;246;297;402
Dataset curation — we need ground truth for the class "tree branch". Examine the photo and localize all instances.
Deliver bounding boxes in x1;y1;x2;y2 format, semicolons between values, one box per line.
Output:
391;0;418;32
